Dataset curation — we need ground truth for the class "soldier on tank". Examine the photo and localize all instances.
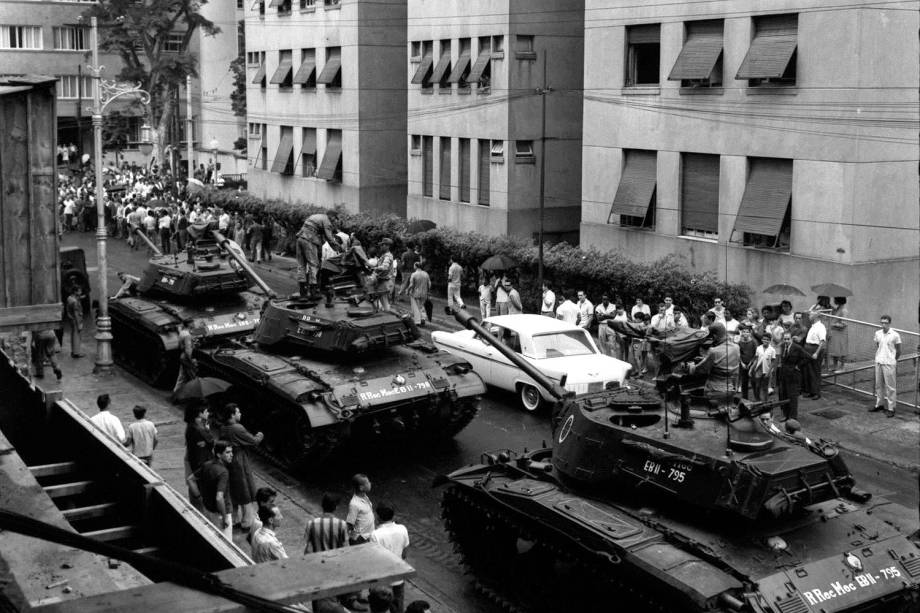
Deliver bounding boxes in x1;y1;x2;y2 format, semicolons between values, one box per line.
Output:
687;322;740;410
296;211;343;300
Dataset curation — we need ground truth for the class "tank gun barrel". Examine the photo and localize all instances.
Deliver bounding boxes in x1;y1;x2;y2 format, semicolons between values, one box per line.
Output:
128;223;162;256
211;229;276;298
451;308;570;401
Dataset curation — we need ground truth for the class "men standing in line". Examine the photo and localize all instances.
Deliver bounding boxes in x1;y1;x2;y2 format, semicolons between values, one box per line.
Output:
370;503;410;613
65;286;85;358
594;295;616;356
305;493;367;612
125;405;158;466
540;282;556;318
251;506;288;563
90;394;126;446
576;291;594;330
446;256;464;312
346;474;375;545
775;332;814;421
555;290;579;325
296;212;342;299
406;262;431;327
199;441;234;540
870;315;901;418
802;313;827;399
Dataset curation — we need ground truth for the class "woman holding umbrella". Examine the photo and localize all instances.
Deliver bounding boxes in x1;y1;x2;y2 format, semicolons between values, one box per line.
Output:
218;403;264;530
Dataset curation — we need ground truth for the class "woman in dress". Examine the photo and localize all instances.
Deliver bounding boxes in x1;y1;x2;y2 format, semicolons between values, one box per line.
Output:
218;403;263;530
828;297;849;373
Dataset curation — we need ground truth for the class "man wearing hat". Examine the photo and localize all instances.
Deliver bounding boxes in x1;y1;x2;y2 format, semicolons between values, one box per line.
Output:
373;238;395;311
687;322;740;409
296;211;342;300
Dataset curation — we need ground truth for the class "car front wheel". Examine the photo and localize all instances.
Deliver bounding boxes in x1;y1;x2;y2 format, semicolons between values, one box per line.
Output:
519;383;543;412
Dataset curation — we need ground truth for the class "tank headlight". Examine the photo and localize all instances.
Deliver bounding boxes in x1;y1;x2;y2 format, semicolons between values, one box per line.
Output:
393;374;406;386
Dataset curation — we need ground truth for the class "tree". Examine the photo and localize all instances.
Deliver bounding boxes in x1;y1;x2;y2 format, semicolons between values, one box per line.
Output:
101;110;135;167
230;20;246;119
85;0;220;173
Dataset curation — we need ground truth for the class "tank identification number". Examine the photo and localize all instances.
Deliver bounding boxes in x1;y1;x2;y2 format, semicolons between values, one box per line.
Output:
358;380;432;402
801;567;901;606
642;460;688;483
204;316;260;332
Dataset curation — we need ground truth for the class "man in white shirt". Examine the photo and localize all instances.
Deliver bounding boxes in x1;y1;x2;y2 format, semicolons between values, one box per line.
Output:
870;315;902;417
540;283;556;317
346;473;375;545
711;298;726;323
631;298;650;320
218;210;230;232
576;291;594;330
556;291;579;325
803;314;827;399
649;303;674;336
594;295;617;356
251;506;288;563
370;503;410;613
663;296;675;316
89;394;126;445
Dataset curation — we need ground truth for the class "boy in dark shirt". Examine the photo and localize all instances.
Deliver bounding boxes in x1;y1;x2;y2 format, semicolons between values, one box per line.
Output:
737;326;758;399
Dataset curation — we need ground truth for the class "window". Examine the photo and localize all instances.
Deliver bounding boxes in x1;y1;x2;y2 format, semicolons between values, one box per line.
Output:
470;37;492;92
478;139;490;206
57;74;93;99
668;20;723;88
737;14;797;86
412;41;433;90
251;53;267;88
439;137;452;200
410;41;421;61
268;0;291;14
625;24;660;86
271;126;295;175
492;35;504;56
732;157;792;250
515;140;535;163
294;49;316;89
459;138;470;203
317;47;341;88
246;51;262;65
0;26;42;49
260;145;268;170
248;122;263;138
680;153;720;238
410;135;421;154
609;149;656;228
238;0;244;8
300;0;316;9
514;35;535;60
490;140;504;162
270;49;294;88
430;40;452;91
324;0;340;7
300;128;317;177
163;32;184;53
448;38;472;89
422;136;433;197
316;129;342;182
53;26;88;50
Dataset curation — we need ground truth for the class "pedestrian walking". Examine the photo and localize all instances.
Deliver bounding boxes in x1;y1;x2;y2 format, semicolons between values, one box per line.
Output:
197;440;234;540
870;315;901;418
90;394;126;445
65;286;85;358
776;332;814;421
32;328;62;381
251;505;288;563
346;473;375;545
218;403;264;530
540;282;556;318
406;262;430;326
158;209;172;255
494;277;510;315
802;313;827;399
184;403;214;511
446;256;464;312
370;503;410;613
125;405;158;466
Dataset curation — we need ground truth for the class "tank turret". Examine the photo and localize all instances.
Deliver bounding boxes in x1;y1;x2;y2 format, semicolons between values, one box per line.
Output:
436;309;920;612
109;222;273;386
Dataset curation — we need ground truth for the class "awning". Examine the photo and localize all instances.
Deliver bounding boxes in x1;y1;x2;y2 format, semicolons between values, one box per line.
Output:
269;58;293;84
735;34;796;79
668;36;722;80
270;132;294;174
316;56;341;84
268;0;285;6
428;52;451;85
411;56;433;84
298;129;316;160
316;133;342;180
447;50;471;83
251;62;266;84
250;0;262;10
681;153;720;232
292;57;316;84
609;151;656;218
733;160;792;236
466;51;491;83
627;24;660;44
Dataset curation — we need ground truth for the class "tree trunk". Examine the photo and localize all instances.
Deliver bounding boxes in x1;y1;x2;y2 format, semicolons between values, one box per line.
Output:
152;93;174;173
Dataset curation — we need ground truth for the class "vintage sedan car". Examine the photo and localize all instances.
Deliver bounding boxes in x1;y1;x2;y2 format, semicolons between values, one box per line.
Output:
432;314;631;411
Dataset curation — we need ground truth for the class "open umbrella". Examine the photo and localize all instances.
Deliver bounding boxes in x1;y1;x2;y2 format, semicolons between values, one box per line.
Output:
406;219;436;234
480;254;516;271
186;177;206;196
810;283;852;297
762;283;806;296
173;377;232;403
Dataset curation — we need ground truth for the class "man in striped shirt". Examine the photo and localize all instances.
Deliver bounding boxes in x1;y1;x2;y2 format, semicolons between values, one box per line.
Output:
304;493;349;554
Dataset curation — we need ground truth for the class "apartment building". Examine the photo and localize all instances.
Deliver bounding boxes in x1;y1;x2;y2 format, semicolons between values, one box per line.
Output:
245;0;407;215
407;0;584;242
581;0;919;323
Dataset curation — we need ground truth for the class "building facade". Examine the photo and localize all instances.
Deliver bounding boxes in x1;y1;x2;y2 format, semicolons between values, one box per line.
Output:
580;0;920;324
244;0;407;215
406;0;584;243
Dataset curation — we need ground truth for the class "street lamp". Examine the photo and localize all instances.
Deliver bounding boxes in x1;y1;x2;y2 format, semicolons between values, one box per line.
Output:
88;16;151;375
209;137;219;184
139;122;154;157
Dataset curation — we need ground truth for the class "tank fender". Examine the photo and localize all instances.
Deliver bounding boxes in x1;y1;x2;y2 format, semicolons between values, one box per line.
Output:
299;401;338;428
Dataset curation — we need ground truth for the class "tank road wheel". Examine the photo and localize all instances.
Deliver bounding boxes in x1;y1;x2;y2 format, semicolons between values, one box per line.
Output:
519;383;543;412
268;409;341;473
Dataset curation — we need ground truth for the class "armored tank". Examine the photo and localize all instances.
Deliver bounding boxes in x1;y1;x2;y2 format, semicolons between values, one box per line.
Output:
437;310;920;613
109;223;274;386
194;247;486;471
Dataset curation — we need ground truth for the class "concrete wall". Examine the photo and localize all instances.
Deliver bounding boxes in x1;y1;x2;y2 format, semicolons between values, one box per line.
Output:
407;0;584;240
246;0;406;215
581;0;919;325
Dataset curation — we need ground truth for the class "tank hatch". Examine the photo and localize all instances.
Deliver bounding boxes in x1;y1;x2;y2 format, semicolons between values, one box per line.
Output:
554;498;643;539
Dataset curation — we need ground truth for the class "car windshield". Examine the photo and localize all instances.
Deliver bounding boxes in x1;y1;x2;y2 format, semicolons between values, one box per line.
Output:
529;331;595;359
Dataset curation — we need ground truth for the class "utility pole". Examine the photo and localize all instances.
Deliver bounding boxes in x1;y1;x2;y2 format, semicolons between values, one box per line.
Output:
536;56;552;292
186;74;194;180
76;64;83;160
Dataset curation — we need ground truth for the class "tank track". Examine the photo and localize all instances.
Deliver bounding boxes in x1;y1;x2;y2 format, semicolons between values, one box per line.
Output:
109;310;175;387
441;485;674;613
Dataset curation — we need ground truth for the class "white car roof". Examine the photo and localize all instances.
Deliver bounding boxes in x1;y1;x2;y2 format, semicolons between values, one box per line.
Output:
483;314;583;334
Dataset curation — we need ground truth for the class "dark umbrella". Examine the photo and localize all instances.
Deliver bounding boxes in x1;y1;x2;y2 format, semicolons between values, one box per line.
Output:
173;377;232;403
406;219;436;234
810;283;852;297
762;283;806;296
480;254;517;271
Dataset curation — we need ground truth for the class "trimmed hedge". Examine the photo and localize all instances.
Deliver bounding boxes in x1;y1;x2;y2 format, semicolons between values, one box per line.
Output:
198;190;751;321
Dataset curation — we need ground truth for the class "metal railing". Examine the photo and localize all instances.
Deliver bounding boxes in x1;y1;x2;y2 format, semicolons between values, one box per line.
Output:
820;313;919;412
